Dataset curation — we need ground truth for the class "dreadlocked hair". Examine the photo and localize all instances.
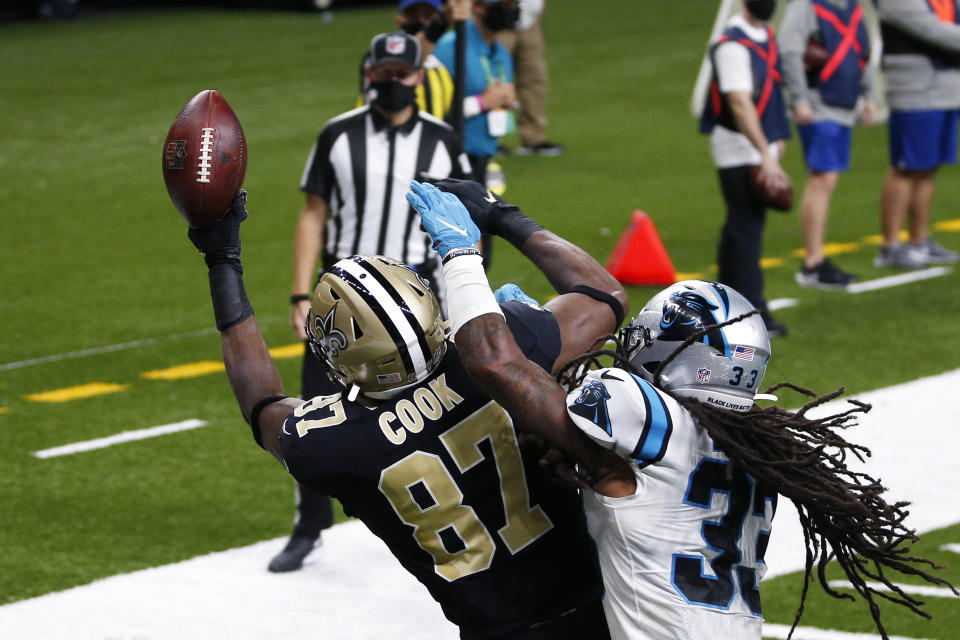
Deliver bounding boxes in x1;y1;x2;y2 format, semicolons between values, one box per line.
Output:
555;314;957;640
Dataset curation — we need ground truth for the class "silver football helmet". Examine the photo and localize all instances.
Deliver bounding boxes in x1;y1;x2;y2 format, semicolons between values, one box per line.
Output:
619;280;771;412
306;255;447;395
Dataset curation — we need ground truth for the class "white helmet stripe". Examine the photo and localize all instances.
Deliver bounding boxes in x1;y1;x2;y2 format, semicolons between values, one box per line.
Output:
336;258;430;380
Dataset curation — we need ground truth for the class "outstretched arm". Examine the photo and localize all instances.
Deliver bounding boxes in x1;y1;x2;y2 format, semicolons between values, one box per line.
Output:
433;178;628;371
188;192;301;463
407;182;634;494
521;230;625;372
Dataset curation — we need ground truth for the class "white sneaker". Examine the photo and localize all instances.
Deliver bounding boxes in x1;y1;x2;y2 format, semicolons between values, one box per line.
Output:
874;243;928;269
920;238;959;264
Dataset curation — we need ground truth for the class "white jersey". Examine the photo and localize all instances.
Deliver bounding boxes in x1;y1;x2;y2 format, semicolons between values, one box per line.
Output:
566;368;776;640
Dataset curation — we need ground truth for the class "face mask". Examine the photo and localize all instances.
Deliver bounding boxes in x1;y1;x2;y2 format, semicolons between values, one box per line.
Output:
746;0;776;21
370;80;417;112
482;2;519;32
400;12;448;43
422;12;449;44
399;21;424;36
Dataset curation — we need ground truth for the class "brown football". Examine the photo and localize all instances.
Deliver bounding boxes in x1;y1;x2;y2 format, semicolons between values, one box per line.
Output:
162;90;246;229
804;39;830;72
750;166;793;212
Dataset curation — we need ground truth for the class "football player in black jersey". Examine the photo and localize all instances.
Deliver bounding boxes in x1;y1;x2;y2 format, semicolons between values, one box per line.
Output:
186;185;627;639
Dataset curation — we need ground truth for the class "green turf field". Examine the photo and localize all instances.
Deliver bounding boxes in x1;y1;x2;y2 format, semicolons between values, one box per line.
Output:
1;2;958;635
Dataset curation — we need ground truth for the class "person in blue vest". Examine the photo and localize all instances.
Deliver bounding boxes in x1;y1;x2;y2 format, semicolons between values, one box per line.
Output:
874;0;960;269
779;0;875;289
699;0;792;337
435;0;517;266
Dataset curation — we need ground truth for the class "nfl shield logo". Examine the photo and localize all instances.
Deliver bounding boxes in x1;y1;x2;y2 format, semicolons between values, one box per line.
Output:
165;139;186;169
697;368;710;383
386;35;406;55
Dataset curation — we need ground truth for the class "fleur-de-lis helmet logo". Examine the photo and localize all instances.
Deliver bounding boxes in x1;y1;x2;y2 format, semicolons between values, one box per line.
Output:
314;303;348;358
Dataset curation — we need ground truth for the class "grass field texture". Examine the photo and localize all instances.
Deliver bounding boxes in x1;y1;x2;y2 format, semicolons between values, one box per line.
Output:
1;2;958;637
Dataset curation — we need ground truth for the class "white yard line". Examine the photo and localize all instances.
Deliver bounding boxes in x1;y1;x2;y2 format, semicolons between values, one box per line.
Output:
826;580;959;599
32;419;208;459
941;544;960;554
2;370;959;639
768;297;799;311
0;329;218;372
0;316;283;372
846;267;952;294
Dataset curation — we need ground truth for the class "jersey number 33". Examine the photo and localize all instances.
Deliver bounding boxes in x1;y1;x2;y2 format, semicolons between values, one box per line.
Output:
672;456;776;615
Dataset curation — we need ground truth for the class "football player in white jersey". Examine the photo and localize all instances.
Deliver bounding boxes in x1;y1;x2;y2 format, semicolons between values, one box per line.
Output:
562;284;774;639
407;179;955;640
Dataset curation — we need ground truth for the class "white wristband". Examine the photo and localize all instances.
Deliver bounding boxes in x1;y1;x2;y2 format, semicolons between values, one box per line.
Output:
442;254;504;338
464;96;483;119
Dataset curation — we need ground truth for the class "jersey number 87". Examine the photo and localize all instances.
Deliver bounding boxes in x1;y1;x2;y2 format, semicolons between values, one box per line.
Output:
379;402;554;582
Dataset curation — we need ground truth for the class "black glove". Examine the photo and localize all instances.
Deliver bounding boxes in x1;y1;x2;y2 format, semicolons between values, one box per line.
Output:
188;189;248;269
435;178;543;248
434;178;507;232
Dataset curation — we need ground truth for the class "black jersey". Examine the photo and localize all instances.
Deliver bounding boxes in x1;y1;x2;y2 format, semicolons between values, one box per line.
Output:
280;301;604;638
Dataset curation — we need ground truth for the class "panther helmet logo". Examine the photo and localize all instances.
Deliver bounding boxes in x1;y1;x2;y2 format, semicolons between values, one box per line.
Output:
658;286;730;353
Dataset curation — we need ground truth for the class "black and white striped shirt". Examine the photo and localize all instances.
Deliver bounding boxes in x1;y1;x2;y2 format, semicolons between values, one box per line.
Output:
300;105;472;270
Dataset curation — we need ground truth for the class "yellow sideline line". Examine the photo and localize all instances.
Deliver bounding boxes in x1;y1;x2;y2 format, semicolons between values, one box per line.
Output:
935;219;960;232
686;222;960;276
269;343;304;359
21;343;306;404
25;383;130;403
790;241;860;259
140;345;304;381
141;361;225;380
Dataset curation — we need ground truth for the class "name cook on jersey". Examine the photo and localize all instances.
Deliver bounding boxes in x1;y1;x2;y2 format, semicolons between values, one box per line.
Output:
377;374;466;445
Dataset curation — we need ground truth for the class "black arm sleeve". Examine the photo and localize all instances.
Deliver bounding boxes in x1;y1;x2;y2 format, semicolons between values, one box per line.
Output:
501;300;562;373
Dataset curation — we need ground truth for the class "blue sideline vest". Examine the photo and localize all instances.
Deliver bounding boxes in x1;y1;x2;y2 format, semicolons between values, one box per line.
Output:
699;25;791;143
810;0;870;109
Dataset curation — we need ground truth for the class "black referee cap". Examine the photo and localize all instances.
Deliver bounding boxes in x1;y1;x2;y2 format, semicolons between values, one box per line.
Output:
369;32;423;69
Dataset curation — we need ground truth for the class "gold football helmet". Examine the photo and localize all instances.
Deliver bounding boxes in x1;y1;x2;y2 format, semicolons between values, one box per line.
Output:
306;255;447;395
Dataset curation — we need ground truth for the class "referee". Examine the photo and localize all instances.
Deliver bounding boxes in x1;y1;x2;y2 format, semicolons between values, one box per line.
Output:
272;31;472;573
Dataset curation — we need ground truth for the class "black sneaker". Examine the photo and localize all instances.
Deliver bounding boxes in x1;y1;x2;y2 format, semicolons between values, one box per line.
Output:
516;141;564;157
761;312;787;338
268;533;321;573
795;258;857;290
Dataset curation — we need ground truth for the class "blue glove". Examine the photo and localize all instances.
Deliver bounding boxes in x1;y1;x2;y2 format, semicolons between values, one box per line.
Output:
494;283;541;306
406;180;481;258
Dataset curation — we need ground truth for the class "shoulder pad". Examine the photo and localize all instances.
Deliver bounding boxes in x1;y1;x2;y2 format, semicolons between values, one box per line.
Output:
566;368;675;467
